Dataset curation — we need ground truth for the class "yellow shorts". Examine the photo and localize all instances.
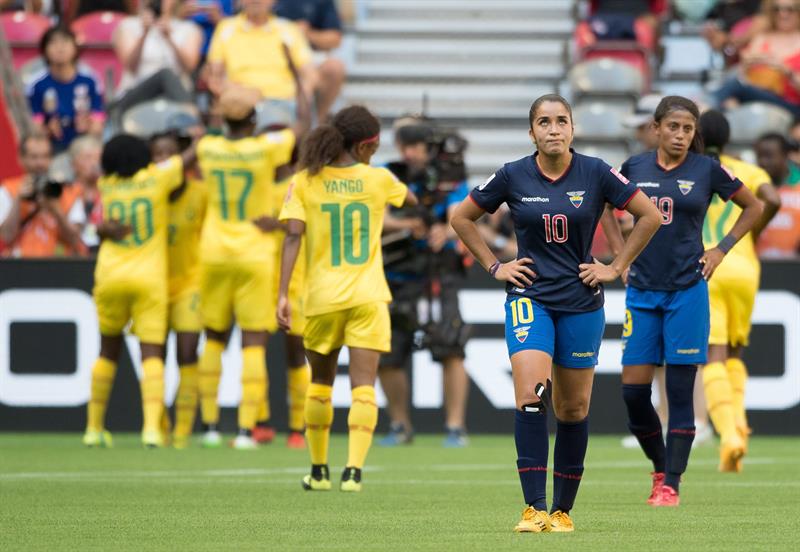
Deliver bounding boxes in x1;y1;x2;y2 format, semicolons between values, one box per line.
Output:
201;261;276;333
169;284;202;333
303;301;391;355
94;278;167;344
270;237;306;336
708;270;758;347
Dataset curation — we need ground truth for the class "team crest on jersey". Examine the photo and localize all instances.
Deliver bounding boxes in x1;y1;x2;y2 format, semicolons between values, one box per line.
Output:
513;326;531;343
677;180;694;195
567;191;585;208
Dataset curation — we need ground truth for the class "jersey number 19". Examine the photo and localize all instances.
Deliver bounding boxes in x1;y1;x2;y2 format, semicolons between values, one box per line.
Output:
322;202;369;267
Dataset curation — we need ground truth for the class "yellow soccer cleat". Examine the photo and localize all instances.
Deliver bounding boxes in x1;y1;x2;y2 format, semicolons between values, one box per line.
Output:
82;430;113;448
513;507;551;533
339;467;362;493
173;435;190;450
302;465;331;491
719;435;746;473
142;430;165;449
549;510;575;532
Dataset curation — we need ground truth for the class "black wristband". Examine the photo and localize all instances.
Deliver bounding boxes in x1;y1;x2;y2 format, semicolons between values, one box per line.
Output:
717;234;737;254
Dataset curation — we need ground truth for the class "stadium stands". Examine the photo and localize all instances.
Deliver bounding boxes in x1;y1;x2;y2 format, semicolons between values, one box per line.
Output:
0;11;51;69
70;11;125;94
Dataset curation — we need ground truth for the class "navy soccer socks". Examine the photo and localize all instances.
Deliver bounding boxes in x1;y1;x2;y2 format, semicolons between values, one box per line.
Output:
665;365;697;492
551;417;588;514
622;383;666;473
515;409;548;511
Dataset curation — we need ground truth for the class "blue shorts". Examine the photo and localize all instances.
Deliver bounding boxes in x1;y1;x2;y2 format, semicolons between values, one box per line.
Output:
504;296;605;368
621;279;710;366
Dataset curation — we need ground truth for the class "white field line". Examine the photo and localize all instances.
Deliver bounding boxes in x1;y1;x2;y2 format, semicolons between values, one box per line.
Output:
0;457;790;482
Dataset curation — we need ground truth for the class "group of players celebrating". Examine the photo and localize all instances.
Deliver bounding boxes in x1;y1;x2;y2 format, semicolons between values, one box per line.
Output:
81;87;772;528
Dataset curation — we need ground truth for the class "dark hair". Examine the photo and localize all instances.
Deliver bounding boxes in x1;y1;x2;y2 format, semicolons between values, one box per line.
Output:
653;95;704;153
19;132;51;157
39;25;79;66
699;109;730;161
756;132;791;154
298;105;380;175
102;134;152;177
226;109;257;133
528;94;573;128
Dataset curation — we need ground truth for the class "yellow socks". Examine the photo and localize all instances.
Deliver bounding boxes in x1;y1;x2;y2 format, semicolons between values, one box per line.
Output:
141;357;165;435
87;357;117;432
199;339;224;425
347;386;378;469
174;364;198;438
305;383;333;465
703;361;737;442
288;364;311;432
239;346;266;430
726;358;749;430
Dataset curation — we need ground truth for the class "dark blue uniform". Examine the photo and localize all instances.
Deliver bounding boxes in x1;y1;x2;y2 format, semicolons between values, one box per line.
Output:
471;150;637;366
619;151;743;365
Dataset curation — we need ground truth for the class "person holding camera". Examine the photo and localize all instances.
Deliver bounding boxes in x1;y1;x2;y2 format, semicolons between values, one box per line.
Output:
0;134;86;257
378;119;471;448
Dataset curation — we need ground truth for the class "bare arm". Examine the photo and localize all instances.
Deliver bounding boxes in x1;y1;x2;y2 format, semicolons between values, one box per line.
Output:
206;61;226;96
451;198;535;288
44;199;85;255
277;219;305;331
579;191;662;287
700;186;763;280
752;181;781;240
115;16;153;74
599;204;625;257
0;197;23;244
159;20;202;73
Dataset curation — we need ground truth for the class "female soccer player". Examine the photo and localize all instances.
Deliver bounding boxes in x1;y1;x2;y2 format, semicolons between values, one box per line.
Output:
616;96;762;507
699;110;780;472
450;94;662;533
277;105;417;492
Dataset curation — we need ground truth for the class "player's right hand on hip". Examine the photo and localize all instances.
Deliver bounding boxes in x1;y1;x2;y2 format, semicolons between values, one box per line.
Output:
495;258;536;288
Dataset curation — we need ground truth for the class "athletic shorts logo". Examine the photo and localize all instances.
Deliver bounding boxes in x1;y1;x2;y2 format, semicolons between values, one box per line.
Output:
676;348;700;355
678;180;695;195
567;191;585;208
572;351;594;358
513;326;531;343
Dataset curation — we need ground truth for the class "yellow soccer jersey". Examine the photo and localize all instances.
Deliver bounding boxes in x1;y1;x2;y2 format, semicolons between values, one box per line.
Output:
703;154;769;272
197;129;295;264
95;156;184;286
168;177;206;294
279;164;408;317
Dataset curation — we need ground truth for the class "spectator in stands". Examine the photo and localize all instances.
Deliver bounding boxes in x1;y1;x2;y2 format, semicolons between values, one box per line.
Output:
69;135;103;254
790;119;800;164
174;0;235;60
70;0;136;22
702;0;767;67
578;0;665;52
27;26;105;155
0;134;86;257
206;0;314;105
712;0;800;118
755;132;800;257
0;0;57;15
274;0;345;122
109;0;203;126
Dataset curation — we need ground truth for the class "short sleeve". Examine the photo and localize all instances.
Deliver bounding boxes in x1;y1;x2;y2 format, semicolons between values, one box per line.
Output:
446;180;470;209
206;19;229;63
287;24;313;68
313;1;343;31
619;159;631;180
469;168;509;214
263;129;296;167
599;162;638;209
154;155;185;192
382;169;408;208
279;175;306;222
710;161;743;201
88;78;104;113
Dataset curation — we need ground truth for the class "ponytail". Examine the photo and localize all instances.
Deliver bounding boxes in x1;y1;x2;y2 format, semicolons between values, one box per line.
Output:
298;125;344;176
699;109;730;161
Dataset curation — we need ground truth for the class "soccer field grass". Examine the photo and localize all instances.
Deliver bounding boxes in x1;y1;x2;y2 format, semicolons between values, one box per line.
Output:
1;434;798;551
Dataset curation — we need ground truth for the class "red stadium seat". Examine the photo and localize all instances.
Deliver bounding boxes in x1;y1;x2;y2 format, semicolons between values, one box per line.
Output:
0;12;52;69
71;11;126;93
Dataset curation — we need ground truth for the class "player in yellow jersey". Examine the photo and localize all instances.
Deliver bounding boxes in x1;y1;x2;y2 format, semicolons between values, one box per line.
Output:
196;86;309;450
699;111;781;472
150;128;207;449
252;169;310;449
83;133;197;448
278;105;418;492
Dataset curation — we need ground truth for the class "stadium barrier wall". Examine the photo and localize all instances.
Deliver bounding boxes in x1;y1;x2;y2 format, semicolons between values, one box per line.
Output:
1;259;798;434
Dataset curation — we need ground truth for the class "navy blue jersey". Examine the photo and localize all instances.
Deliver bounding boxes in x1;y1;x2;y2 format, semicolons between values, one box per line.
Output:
470;150;638;312
620;151;743;291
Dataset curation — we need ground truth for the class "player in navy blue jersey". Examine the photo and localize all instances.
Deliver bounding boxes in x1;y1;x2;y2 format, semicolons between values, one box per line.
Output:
612;96;762;507
451;94;661;533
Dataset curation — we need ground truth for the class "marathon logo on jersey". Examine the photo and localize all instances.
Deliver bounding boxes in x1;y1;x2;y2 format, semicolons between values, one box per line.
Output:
567;191;585;208
521;197;549;203
636;182;660;188
513;326;531;343
610;167;629;184
678;180;695;195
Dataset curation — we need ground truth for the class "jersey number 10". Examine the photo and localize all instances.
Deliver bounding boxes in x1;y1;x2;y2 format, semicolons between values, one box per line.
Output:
542;214;568;243
321;202;369;267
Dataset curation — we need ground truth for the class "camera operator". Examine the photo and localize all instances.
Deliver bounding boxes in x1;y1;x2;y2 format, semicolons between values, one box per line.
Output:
0;133;86;257
378;118;471;448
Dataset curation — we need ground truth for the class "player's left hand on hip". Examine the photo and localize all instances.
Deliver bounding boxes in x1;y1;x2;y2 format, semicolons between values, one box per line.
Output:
699;248;725;280
578;260;620;287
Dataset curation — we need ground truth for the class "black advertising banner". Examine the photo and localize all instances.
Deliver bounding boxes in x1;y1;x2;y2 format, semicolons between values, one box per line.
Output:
0;259;798;434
